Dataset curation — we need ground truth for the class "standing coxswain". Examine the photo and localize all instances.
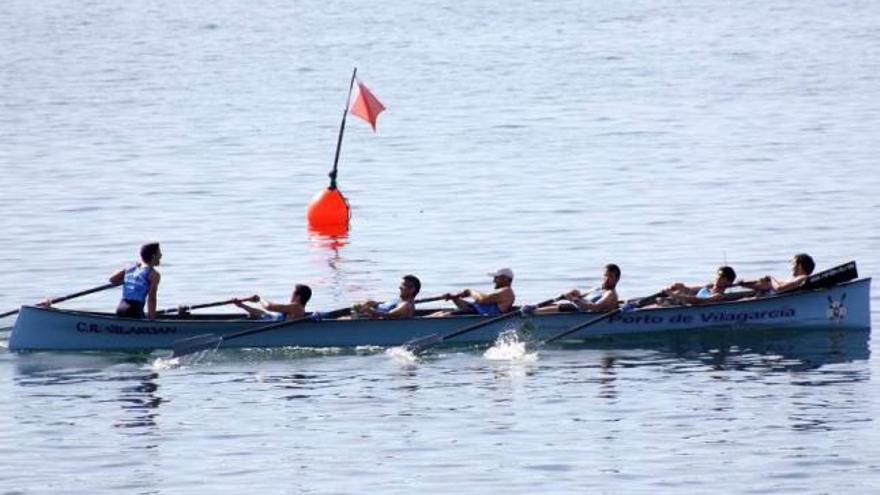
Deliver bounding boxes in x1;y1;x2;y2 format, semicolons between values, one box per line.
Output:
109;243;162;319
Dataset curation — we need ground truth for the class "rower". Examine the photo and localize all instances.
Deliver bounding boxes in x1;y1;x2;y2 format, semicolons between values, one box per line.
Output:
235;284;312;321
535;264;621;314
352;275;421;319
432;268;516;317
737;253;815;294
660;265;737;305
109;242;162;319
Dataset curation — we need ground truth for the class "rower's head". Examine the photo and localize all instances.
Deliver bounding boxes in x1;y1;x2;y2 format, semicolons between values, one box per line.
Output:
715;266;736;290
291;284;312;306
792;253;815;276
400;275;421;300
602;263;621;290
489;268;513;288
140;242;162;266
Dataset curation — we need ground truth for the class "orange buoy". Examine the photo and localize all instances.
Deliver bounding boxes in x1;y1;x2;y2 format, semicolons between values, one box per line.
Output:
306;187;350;231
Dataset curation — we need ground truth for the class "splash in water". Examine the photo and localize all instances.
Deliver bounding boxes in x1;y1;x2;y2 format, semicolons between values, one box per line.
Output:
385;346;418;365
150;355;181;371
150;348;215;370
484;329;538;361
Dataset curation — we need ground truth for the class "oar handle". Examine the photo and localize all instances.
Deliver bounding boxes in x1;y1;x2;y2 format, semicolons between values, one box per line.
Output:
414;294;447;304
157;295;259;315
1;282;119;319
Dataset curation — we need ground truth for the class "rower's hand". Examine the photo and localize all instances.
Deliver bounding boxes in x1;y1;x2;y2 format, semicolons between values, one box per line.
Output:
246;294;259;302
37;298;52;308
566;289;582;299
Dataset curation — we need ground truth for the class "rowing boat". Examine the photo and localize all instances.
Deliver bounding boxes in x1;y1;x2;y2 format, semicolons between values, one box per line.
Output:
6;278;871;352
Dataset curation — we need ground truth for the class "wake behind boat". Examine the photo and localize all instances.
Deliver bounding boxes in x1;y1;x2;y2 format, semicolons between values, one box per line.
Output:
7;277;871;352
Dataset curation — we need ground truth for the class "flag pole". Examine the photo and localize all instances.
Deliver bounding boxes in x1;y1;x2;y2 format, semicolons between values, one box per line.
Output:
329;67;358;190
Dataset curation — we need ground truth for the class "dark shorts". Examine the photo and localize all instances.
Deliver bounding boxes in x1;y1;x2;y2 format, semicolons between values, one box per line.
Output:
116;299;146;319
558;303;579;312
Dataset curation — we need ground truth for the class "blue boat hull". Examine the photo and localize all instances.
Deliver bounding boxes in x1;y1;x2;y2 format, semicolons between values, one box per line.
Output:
7;278;871;351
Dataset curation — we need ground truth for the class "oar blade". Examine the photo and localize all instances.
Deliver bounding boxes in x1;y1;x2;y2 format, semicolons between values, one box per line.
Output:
172;334;223;358
402;333;444;354
801;261;857;290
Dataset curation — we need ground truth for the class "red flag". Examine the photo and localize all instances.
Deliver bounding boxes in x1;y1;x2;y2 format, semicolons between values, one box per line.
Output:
349;81;385;131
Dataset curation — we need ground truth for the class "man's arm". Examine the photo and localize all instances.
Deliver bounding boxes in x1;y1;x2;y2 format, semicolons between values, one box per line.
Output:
263;300;303;315
471;288;510;304
234;301;266;319
381;301;415;319
571;291;617;312
771;275;807;293
146;271;161;319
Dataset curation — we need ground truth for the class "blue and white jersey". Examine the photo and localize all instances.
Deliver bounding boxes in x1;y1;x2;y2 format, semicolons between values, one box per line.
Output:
122;264;152;302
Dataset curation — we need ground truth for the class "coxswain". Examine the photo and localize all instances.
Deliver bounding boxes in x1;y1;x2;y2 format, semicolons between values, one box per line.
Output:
109;242;162;319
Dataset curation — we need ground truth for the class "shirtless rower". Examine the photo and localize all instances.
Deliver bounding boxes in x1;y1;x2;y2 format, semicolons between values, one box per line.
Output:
536;264;620;314
235;284;312;321
737;253;815;294
433;268;516;317
352;275;421;319
661;265;737;305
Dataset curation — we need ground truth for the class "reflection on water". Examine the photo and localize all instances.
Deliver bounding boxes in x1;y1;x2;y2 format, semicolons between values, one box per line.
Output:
13;355;166;434
554;328;871;373
307;227;348;252
113;373;163;432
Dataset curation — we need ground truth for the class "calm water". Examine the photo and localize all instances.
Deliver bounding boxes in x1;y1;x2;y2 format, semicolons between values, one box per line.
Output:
2;0;880;493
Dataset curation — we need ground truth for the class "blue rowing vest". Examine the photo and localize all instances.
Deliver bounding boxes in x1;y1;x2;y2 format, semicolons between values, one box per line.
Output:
470;302;502;316
122;264;152;302
375;300;399;314
586;289;603;303
261;312;285;322
696;286;713;298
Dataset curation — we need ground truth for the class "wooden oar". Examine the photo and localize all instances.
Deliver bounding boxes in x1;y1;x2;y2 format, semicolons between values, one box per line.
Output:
541;291;666;346
541;308;622;345
0;282;119;319
403;296;564;354
172;294;447;358
156;295;259;315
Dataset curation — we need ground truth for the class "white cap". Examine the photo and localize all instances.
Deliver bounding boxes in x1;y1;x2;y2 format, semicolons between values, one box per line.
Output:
488;268;514;279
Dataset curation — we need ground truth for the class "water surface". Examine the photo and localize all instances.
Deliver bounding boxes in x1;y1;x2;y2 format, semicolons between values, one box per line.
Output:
1;0;879;492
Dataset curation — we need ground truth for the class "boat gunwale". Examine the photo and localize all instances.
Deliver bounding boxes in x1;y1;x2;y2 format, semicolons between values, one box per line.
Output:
15;277;871;324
